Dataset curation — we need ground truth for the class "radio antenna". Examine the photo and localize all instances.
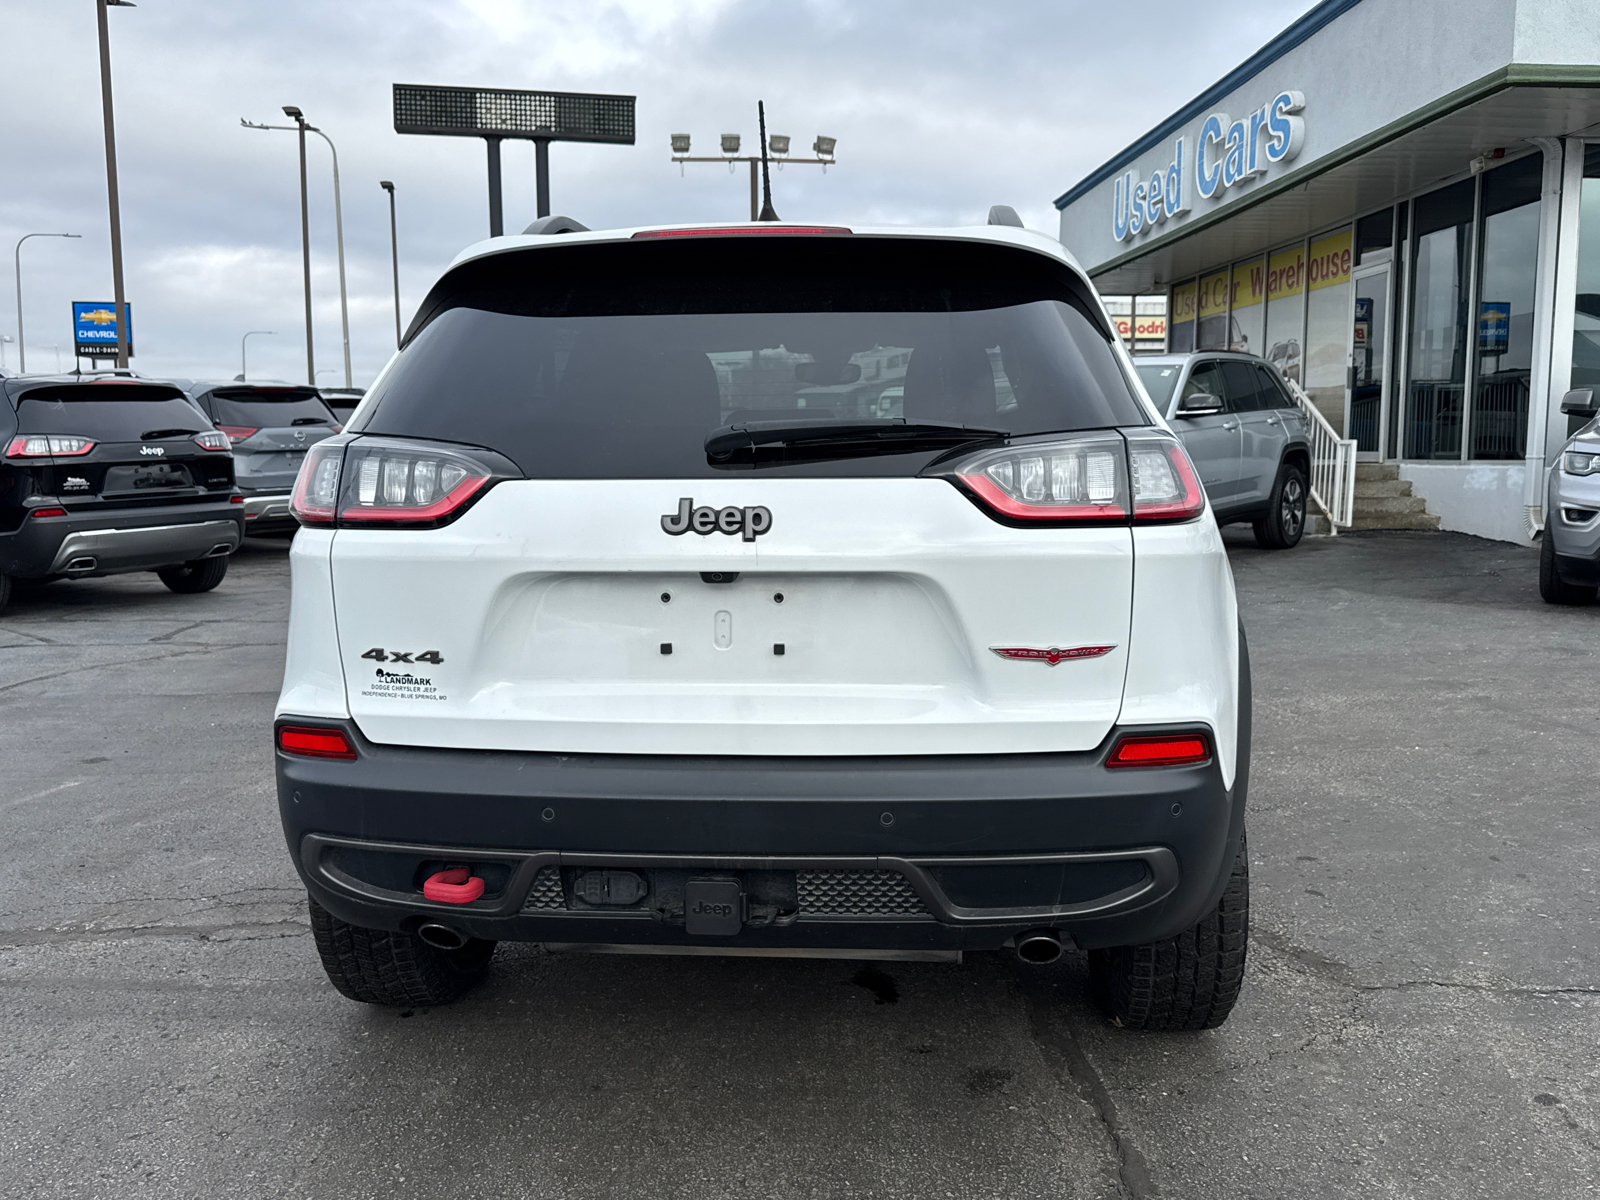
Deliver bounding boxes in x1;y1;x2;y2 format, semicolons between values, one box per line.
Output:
757;100;779;222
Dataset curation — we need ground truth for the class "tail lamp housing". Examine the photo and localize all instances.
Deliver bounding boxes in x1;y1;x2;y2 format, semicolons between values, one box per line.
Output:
6;435;96;458
276;725;357;761
290;436;518;529
193;431;232;452
216;425;258;444
927;429;1204;526
1107;732;1212;768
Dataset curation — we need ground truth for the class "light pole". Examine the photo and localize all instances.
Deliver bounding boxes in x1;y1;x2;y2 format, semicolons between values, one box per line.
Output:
14;233;81;374
96;0;135;369
244;113;352;388
380;181;401;348
670;108;835;221
241;330;275;380
0;335;13;372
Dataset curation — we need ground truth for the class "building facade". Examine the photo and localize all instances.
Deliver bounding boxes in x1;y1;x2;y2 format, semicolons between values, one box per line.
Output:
1055;0;1600;544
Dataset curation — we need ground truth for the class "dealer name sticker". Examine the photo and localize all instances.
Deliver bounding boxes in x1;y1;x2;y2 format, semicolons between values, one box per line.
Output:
361;667;446;702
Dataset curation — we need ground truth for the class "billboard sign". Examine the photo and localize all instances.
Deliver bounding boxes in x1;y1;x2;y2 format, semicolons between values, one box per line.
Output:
393;84;635;143
1478;301;1510;353
72;302;133;359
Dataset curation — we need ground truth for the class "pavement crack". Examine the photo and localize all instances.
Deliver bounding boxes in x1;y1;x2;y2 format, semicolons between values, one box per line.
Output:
0;647;216;694
149;620;217;643
0;919;310;948
1017;975;1156;1200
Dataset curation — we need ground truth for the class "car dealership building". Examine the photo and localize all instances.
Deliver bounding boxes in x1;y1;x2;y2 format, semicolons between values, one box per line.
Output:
1056;0;1600;543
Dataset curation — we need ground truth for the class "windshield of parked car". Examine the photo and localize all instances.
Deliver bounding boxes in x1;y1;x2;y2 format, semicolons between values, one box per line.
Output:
1134;362;1182;408
205;387;337;429
355;237;1148;478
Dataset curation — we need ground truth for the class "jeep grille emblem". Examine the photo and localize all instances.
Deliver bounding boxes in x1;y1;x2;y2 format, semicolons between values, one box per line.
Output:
661;498;772;542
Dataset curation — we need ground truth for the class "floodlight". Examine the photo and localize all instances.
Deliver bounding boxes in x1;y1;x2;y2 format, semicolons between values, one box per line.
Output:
768;134;790;156
813;136;836;159
721;133;741;156
282;105;303;120
671;133;691;154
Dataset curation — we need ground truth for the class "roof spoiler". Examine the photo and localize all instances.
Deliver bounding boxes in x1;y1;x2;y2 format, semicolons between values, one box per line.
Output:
522;215;590;235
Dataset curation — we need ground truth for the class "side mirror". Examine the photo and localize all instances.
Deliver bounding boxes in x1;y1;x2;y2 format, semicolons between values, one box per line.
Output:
1561;388;1597;418
1177;392;1224;417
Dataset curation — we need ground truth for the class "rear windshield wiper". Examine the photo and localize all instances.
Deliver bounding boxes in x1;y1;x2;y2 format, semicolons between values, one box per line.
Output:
140;428;200;440
705;418;1008;461
291;416;331;426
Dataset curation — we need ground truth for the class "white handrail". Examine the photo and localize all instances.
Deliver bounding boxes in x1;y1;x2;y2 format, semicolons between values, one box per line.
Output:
1285;379;1358;531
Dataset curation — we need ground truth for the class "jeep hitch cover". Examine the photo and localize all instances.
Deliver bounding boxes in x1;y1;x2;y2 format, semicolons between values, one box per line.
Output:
684;878;743;936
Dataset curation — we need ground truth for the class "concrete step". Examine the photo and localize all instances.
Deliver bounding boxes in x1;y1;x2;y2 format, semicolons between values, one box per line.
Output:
1306;512;1334;537
1355;462;1401;482
1353;478;1415;499
1347;512;1442;531
1354;495;1430;516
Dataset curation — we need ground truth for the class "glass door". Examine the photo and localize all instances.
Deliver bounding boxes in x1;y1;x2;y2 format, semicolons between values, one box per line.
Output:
1348;265;1391;458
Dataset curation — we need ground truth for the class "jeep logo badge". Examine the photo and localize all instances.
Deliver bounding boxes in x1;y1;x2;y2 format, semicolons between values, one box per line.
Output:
139;446;165;456
661;498;772;542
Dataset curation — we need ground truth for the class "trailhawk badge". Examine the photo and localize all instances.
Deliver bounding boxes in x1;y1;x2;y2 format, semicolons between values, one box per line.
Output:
661;498;772;542
991;645;1116;666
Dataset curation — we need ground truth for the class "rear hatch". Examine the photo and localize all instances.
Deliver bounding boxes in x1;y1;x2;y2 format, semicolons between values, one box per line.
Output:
316;234;1161;756
204;386;339;492
13;381;235;513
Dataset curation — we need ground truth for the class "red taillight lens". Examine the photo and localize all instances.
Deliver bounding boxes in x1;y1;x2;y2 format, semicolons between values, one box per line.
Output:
216;425;258;444
30;507;68;519
1127;432;1205;522
194;430;231;451
631;225;852;238
337;438;491;527
276;725;356;760
1107;733;1211;768
936;433;1130;523
289;442;344;526
6;435;96;458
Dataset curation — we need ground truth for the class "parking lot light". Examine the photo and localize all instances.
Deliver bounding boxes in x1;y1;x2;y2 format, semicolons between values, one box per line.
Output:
13;233;81;374
670;133;691;154
720;133;741;156
813;135;836;160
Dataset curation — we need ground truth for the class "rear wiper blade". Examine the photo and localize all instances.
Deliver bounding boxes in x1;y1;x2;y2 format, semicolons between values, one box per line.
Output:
291;416;330;426
705;418;1008;458
140;428;199;440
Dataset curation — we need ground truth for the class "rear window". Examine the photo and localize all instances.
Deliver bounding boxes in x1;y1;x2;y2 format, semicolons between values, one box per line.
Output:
356;237;1148;478
203;387;336;429
1134;363;1182;408
12;383;209;442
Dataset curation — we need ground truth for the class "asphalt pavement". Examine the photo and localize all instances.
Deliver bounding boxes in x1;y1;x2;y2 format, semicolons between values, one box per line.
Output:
1;529;1596;1199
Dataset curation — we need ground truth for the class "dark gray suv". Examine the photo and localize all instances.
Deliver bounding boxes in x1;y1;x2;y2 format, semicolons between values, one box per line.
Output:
1134;351;1312;549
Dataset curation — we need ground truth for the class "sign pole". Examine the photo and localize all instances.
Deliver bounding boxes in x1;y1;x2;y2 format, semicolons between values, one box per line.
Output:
95;0;130;370
486;138;504;237
534;138;550;220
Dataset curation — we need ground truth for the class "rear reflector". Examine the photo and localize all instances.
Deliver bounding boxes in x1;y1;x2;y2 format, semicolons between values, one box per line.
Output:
631;225;852;238
1107;733;1211;768
276;725;356;760
30;507;68;519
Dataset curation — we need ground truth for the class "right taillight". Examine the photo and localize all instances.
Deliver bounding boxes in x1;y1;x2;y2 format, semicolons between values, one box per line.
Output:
1107;732;1211;768
1126;431;1205;523
936;433;1130;524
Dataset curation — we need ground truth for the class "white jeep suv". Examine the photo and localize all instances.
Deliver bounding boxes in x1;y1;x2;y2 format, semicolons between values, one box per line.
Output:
275;220;1250;1030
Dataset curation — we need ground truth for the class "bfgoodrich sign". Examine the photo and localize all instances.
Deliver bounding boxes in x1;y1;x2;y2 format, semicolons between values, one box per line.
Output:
1112;91;1305;243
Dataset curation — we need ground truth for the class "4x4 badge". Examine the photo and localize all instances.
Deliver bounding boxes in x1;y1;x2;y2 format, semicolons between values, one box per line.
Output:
661;498;772;542
991;645;1115;666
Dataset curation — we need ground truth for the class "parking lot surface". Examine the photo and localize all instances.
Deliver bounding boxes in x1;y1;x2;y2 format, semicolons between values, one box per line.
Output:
1;531;1596;1199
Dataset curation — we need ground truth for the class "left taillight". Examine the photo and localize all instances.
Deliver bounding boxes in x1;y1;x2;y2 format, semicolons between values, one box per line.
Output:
194;431;231;452
6;435;96;458
289;442;344;526
276;724;356;761
290;437;514;529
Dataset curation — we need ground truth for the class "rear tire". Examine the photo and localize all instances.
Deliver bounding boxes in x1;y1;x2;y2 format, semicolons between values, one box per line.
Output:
157;556;228;594
1089;833;1249;1031
0;571;10;613
1253;464;1308;549
1539;531;1596;605
308;897;496;1007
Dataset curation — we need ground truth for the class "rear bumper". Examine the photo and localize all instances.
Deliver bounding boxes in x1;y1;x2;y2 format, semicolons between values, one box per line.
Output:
276;719;1248;952
241;491;296;533
0;502;244;579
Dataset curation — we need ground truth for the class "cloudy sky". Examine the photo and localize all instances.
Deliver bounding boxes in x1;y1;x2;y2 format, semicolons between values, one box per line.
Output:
1;0;1312;386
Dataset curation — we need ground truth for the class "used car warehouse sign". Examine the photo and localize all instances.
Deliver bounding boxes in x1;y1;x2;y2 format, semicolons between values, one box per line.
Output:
1112;91;1306;243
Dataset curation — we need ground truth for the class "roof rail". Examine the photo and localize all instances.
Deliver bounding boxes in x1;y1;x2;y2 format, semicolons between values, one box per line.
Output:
986;205;1024;228
522;215;590;235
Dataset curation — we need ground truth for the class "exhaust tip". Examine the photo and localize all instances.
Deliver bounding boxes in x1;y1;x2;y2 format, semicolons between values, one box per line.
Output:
417;922;469;951
1016;930;1063;965
64;557;97;574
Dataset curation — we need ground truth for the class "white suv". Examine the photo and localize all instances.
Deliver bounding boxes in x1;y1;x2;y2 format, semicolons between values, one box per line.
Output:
275;220;1251;1031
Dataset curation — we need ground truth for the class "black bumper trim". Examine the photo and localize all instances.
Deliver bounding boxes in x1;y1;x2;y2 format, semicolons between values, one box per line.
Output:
302;832;1179;927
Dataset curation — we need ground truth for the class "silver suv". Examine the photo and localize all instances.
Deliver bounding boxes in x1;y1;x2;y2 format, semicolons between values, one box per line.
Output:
1541;387;1600;604
1133;352;1312;549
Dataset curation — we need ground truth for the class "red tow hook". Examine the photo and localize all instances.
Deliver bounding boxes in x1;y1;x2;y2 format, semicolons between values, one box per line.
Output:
422;867;485;904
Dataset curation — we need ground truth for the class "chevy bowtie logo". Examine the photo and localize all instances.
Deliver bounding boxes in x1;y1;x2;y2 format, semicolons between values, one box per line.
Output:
991;645;1116;666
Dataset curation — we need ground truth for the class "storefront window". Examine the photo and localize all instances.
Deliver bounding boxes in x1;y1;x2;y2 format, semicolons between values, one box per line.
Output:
1356;208;1393;267
1169;280;1196;353
1197;269;1230;349
1304;228;1353;429
1571;145;1600;422
1229;258;1265;355
1264;243;1306;385
1472;155;1541;459
1405;179;1475;458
